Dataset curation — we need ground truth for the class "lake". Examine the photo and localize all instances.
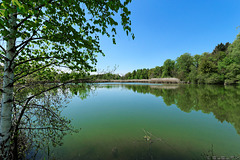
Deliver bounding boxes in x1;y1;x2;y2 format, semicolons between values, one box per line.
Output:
50;83;240;160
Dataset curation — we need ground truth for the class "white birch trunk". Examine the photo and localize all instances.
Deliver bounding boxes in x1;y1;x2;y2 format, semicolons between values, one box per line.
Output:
0;10;16;159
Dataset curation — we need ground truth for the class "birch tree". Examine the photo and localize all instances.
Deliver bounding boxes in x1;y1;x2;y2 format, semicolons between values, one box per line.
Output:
0;0;133;159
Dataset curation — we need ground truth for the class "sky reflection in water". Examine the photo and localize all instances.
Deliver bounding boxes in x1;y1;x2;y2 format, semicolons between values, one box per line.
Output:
54;84;240;160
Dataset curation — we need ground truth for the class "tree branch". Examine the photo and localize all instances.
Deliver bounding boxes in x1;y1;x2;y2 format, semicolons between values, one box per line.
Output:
17;80;74;105
26;82;70;102
18;127;69;132
13;97;32;137
15;0;54;29
9;26;43;71
27;104;62;121
0;54;7;63
14;102;63;124
15;37;43;50
15;27;42;55
14;85;29;94
14;56;53;68
0;49;10;62
0;88;4;93
14;81;74;130
14;61;58;82
0;44;6;54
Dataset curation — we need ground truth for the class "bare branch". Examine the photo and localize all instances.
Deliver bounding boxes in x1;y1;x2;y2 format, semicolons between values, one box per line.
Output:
14;97;33;134
28;104;61;121
14;81;74;130
26;83;69;102
17;81;74;104
14;102;63;124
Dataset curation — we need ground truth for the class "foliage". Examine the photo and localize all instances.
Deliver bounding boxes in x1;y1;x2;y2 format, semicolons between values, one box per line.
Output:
0;0;134;72
91;73;121;80
148;66;163;78
123;68;150;80
0;0;134;159
211;42;230;55
121;34;240;84
161;59;175;78
175;53;194;80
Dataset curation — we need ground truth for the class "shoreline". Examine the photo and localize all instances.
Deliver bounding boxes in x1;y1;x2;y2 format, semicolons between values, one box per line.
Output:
89;78;181;84
11;78;240;86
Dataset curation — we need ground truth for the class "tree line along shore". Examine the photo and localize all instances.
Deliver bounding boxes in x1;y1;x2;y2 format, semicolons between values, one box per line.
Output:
92;34;240;85
89;78;181;84
1;34;239;86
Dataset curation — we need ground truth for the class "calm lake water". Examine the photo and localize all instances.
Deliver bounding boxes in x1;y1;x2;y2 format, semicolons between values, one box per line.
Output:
51;83;240;160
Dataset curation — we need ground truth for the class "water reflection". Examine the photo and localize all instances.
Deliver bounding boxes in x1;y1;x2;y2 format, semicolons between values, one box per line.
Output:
54;83;240;160
17;83;240;159
112;84;240;135
12;83;93;159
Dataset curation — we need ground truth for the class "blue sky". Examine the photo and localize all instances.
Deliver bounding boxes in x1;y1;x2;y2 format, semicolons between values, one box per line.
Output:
96;0;240;75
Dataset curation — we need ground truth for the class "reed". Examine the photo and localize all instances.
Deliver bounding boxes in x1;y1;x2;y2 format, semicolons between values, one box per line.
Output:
92;78;181;84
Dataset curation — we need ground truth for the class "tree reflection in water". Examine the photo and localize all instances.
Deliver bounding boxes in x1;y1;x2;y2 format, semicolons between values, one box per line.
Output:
123;84;240;135
12;83;240;159
11;83;93;159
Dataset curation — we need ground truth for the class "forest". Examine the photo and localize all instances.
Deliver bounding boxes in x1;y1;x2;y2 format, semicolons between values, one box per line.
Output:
122;34;240;85
60;33;240;85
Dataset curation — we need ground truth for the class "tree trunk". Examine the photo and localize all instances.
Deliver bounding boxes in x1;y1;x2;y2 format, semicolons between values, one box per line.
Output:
0;10;16;159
